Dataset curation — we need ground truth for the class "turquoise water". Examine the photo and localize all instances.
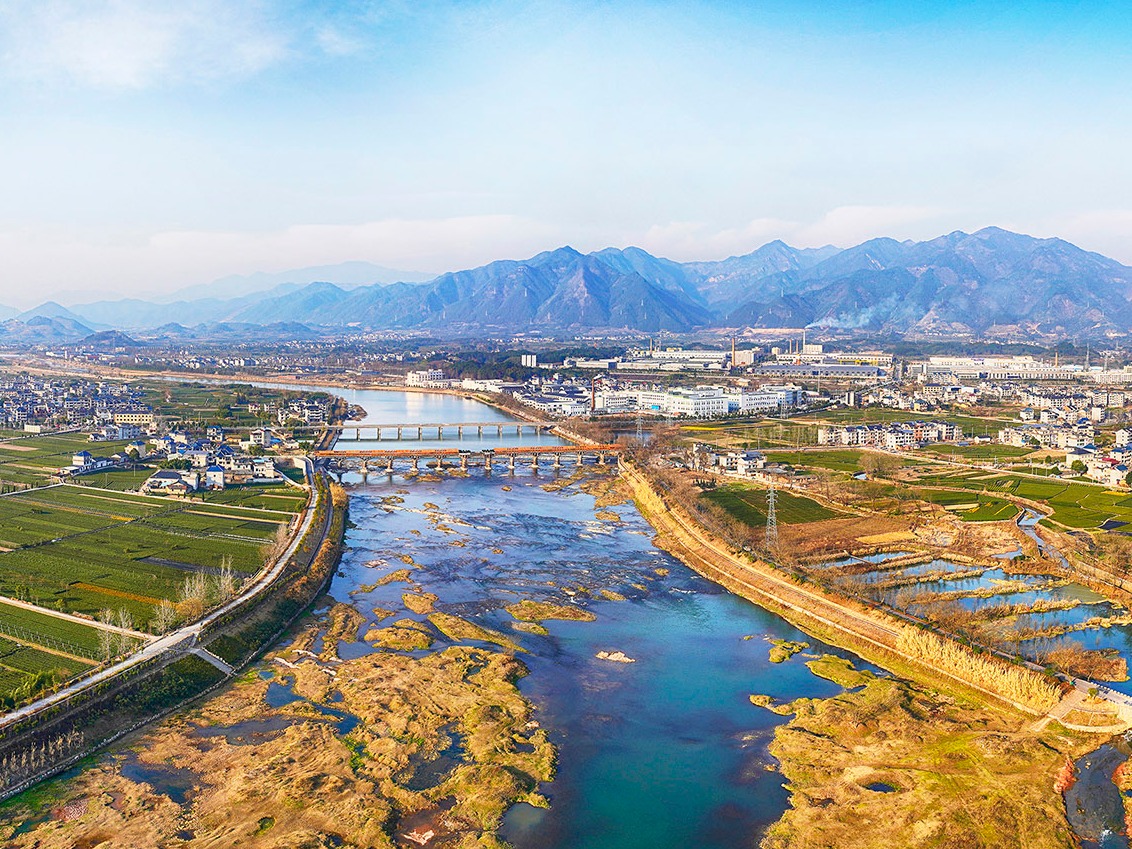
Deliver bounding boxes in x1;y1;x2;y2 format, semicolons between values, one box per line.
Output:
336;471;868;848
241;378;568;450
835;549;1132;696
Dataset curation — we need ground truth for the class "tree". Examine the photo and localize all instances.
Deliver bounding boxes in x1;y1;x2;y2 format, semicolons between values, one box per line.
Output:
151;599;178;634
96;609;116;661
1071;460;1087;473
860;453;901;477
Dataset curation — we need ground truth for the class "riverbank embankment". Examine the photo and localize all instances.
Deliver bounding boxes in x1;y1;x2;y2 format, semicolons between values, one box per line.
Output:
0;467;348;802
621;461;1091;720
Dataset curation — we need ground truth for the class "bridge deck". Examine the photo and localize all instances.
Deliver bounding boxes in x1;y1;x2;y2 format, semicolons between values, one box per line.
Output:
315;444;620;458
328;420;554;430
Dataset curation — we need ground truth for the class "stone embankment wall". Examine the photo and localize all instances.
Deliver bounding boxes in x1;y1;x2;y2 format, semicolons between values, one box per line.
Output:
0;475;347;802
621;462;1062;717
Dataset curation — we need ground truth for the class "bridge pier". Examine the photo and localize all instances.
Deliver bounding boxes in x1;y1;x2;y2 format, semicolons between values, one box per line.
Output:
598;452;606;466
497;424;504;437
385;457;394;473
460;455;468;471
529;454;538;469
508;454;516;473
477;425;483;437
438;426;443;440
397;426;403;439
412;456;420;472
552;454;561;470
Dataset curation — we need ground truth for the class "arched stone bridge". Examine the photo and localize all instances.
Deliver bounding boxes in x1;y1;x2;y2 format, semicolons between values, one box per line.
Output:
313;444;622;476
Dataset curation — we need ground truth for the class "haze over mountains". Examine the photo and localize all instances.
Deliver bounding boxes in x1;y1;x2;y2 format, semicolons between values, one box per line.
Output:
4;228;1132;342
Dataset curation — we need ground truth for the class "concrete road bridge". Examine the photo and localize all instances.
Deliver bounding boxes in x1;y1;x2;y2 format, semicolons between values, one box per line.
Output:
313;443;621;476
328;421;556;442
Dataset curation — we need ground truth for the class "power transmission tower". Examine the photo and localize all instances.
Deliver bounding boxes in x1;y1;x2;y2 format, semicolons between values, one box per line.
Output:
765;483;778;552
635;409;644;442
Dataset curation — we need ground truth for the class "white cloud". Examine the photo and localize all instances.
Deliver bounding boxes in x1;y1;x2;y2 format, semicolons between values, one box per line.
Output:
635;206;948;262
0;215;561;307
0;1;292;89
792;205;946;248
636;218;798;261
1035;210;1132;266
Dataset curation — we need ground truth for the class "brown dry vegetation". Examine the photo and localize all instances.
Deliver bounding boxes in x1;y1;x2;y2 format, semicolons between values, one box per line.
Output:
402;591;438;615
504;600;597;623
1041;644;1129;682
760;658;1092;849
1;641;551;849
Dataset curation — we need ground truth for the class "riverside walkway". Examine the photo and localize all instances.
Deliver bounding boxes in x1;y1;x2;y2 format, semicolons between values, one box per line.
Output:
0;456;321;732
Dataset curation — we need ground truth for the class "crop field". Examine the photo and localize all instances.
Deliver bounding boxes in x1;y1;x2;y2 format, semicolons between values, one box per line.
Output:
765;449;870;473
200;484;308;512
0;486;172;548
0;632;97;706
913;470;1132;529
921;443;1033;460
0;484;301;630
0;600;104;657
72;468;154;491
0;433;133;488
0;634;93;701
703;484;842;526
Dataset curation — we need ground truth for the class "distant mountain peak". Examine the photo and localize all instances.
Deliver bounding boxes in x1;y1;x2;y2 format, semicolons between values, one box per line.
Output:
6;227;1128;341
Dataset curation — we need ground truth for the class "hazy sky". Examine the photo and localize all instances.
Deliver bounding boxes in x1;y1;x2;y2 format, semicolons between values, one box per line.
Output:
1;0;1131;307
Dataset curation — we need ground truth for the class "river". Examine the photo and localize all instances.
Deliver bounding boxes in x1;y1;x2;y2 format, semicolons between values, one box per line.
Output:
0;381;1102;846
321;387;864;846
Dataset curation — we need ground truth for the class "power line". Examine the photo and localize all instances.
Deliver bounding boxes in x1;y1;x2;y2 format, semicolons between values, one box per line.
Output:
765;483;778;552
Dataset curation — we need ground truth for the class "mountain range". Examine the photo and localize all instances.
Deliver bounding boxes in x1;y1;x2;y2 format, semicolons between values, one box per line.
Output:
5;228;1132;341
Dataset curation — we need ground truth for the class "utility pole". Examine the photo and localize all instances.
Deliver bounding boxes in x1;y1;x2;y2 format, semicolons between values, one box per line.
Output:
765;483;778;552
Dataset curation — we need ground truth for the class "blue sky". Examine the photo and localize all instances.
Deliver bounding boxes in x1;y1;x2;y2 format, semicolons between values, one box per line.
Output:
0;0;1130;306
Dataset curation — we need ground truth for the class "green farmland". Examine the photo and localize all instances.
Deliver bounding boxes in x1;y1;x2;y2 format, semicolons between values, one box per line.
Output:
0;432;134;488
0;480;306;706
765;449;871;473
703;484;843;527
913;487;1019;522
913;470;1132;529
0;634;93;707
920;443;1033;461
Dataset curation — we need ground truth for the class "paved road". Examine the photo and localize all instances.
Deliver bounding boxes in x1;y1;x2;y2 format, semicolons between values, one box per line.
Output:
0;456;321;731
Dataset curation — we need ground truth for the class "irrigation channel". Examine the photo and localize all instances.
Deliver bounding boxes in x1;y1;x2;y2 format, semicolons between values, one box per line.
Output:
0;381;1122;846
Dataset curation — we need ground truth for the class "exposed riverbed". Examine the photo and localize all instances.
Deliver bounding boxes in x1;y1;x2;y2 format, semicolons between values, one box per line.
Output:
0;384;1116;846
